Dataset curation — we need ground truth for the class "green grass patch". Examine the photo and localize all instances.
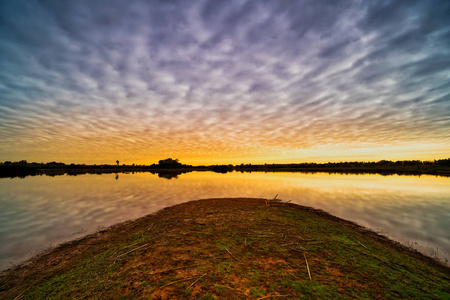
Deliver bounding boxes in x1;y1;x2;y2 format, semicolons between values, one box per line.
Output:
2;198;449;299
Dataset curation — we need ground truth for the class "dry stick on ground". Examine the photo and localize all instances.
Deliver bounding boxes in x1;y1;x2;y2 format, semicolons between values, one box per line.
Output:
160;275;202;288
355;240;367;249
290;247;308;254
266;194;279;206
108;250;118;259
281;242;295;247
287;272;302;280
225;248;240;261
12;289;27;300
186;273;206;290
282;261;302;280
123;241;142;249
147;223;157;231
116;243;149;258
304;253;312;281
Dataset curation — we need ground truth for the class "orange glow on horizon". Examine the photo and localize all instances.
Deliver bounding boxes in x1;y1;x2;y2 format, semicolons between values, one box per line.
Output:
5;141;447;166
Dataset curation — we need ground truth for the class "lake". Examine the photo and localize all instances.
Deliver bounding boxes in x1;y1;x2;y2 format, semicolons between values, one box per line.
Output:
0;171;449;271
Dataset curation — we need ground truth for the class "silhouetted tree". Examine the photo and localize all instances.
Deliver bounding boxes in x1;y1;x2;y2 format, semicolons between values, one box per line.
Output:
157;158;182;168
116;160;119;166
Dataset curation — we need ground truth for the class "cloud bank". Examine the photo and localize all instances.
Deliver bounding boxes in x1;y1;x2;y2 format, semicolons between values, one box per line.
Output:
0;0;449;163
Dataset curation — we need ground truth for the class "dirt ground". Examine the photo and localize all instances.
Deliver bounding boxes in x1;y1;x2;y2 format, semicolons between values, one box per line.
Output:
1;198;449;299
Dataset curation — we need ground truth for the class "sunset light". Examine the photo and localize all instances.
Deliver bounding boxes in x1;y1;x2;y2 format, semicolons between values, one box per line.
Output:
1;1;449;164
1;1;450;298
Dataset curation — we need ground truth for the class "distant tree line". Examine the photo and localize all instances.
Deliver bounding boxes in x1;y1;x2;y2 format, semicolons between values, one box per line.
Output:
233;159;450;175
0;158;449;178
234;159;450;170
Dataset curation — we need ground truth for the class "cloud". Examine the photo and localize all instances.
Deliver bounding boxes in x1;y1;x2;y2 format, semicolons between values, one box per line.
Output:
0;0;449;163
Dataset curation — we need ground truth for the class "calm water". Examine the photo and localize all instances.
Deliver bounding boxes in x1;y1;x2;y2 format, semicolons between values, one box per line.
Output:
0;172;449;270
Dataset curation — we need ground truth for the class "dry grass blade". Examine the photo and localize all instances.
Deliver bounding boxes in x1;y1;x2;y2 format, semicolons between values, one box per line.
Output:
281;242;295;246
287;272;301;280
116;243;149;258
225;248;240;261
147;223;157;231
13;291;26;300
160;275;201;288
186;273;206;289
355;240;367;249
304;253;312;281
290;246;308;253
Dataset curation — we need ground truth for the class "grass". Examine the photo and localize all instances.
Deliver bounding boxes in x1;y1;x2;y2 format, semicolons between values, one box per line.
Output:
0;198;449;299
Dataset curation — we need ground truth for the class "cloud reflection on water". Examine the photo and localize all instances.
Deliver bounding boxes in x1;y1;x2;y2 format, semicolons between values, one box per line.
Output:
0;172;449;270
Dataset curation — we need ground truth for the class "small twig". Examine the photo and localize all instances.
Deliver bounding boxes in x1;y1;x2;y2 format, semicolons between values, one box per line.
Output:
290;246;308;253
244;238;247;246
186;273;206;289
281;242;295;247
160;275;201;288
225;248;240;261
287;272;301;280
108;250;118;259
116;243;149;258
123;241;141;248
304;253;312;281
274;194;278;200
13;290;27;300
147;223;157;231
355;240;367;249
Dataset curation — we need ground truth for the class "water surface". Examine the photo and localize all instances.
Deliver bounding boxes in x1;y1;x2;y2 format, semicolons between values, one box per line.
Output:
0;172;449;270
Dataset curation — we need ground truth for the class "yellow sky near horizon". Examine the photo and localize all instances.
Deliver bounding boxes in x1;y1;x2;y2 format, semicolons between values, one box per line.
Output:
5;139;448;165
1;1;449;165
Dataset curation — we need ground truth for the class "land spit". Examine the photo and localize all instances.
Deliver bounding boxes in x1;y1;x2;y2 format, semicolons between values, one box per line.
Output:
0;198;449;299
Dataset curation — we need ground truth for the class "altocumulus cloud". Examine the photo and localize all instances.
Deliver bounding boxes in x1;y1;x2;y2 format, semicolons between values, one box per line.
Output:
0;0;449;164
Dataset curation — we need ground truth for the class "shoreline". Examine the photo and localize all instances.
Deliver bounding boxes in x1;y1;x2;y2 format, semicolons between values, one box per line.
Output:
2;168;450;180
1;198;449;299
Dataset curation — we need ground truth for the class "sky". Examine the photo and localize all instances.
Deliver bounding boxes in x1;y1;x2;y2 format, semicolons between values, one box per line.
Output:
0;0;449;165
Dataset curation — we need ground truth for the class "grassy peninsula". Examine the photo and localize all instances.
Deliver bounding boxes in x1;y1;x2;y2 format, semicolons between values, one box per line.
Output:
1;198;448;299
